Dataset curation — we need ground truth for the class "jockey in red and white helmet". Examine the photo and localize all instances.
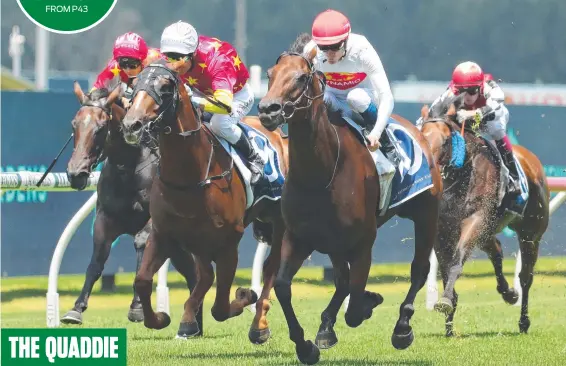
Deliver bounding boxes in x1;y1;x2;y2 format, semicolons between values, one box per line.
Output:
92;32;162;94
419;61;522;205
304;9;395;152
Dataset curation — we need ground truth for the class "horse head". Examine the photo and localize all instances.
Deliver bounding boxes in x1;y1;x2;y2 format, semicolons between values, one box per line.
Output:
257;43;325;131
67;81;123;190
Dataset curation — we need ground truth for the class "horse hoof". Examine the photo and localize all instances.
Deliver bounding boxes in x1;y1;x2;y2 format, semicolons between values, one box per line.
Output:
145;312;171;330
127;308;144;323
236;287;258;304
434;298;454;316
502;288;520;305
176;321;201;339
296;340;320;365
315;329;338;349
248;327;271;345
363;291;384;319
61;310;83;325
391;329;414;350
519;316;530;334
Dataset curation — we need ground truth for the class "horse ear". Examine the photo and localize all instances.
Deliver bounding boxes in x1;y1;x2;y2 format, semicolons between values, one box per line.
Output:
446;103;456;116
305;46;317;63
74;81;87;105
106;84;123;107
421;105;430;119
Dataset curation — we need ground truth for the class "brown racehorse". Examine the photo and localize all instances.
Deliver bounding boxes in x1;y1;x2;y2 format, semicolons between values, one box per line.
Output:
120;59;288;344
257;35;442;364
420;95;549;336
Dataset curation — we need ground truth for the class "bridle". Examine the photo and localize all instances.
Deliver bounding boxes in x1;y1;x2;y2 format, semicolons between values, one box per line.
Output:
274;52;326;121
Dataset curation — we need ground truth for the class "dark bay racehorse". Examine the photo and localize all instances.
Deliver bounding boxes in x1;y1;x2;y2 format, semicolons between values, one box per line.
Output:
120;59;289;344
63;82;202;332
257;35;442;364
420;96;549;336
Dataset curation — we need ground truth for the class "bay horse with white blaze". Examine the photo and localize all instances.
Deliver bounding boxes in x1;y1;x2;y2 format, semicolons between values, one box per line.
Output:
420;95;549;336
257;35;442;364
64;83;203;329
120;59;288;344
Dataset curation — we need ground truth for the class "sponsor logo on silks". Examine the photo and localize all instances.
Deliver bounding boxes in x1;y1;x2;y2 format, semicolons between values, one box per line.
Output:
324;72;367;90
1;328;127;366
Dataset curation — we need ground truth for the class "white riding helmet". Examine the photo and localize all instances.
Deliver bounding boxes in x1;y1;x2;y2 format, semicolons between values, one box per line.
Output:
160;21;199;55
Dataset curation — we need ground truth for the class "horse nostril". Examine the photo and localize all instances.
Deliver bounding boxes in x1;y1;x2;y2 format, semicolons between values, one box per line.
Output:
131;121;143;132
268;103;282;114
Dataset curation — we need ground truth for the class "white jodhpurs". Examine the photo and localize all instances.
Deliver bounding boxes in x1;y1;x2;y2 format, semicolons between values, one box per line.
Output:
324;88;377;115
198;83;255;144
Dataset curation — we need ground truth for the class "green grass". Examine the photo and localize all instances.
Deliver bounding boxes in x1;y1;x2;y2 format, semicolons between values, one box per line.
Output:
2;258;566;365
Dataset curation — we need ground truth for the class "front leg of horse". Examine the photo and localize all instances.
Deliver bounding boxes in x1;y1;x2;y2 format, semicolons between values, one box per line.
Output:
518;236;540;334
275;232;319;365
249;221;283;345
134;230;170;330
174;254;211;338
392;210;435;350
315;256;350;349
345;246;383;329
128;227;149;323
61;212;119;325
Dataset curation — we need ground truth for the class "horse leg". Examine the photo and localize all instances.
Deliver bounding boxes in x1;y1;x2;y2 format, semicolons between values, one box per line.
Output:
274;231;319;365
61;210;120;325
517;233;540;333
211;237;258;322
167;246;204;338
434;213;484;317
481;236;519;305
128;220;151;323
249;219;284;345
134;229;170;330
177;255;215;338
391;210;435;350
315;255;350;349
344;244;384;328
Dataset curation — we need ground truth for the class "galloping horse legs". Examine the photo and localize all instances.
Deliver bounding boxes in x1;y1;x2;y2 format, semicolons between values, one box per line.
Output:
315;255;350;349
61;209;121;324
344;243;383;328
517;233;540;333
167;244;203;338
134;228;170;330
178;255;214;337
391;207;436;350
249;219;285;345
274;231;319;365
481;237;519;305
435;212;486;317
211;236;258;322
128;220;151;323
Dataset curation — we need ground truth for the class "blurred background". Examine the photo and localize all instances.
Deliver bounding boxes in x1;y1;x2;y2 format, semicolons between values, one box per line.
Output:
2;0;565;277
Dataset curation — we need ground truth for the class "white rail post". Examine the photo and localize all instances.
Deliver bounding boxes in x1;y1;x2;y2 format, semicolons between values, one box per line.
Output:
249;241;269;313
156;259;171;315
46;192;98;327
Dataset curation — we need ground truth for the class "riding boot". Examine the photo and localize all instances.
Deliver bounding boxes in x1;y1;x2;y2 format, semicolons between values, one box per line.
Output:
495;139;521;196
234;134;264;185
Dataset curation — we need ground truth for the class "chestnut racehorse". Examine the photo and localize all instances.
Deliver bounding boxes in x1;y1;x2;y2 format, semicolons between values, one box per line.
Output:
121;59;288;344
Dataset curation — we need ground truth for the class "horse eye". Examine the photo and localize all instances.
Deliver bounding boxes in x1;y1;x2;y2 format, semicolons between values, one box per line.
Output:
297;74;308;83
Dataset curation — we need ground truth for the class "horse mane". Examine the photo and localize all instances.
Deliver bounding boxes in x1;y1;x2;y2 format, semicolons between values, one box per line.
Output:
288;32;312;54
87;88;110;101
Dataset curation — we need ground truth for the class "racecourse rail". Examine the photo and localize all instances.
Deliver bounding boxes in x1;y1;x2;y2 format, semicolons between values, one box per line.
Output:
1;171;565;327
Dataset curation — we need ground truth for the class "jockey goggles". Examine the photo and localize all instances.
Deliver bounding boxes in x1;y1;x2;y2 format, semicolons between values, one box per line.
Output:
318;41;345;52
457;86;480;95
118;57;142;69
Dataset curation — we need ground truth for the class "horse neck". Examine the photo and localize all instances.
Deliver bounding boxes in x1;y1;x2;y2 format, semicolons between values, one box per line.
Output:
158;93;211;187
287;98;340;188
105;111;146;170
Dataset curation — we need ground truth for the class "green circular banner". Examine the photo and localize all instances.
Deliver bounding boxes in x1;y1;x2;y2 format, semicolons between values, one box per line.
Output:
17;0;117;34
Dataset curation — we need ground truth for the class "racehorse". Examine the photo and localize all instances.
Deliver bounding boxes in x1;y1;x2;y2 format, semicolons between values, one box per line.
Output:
257;34;442;364
64;82;202;332
119;59;289;344
419;95;549;336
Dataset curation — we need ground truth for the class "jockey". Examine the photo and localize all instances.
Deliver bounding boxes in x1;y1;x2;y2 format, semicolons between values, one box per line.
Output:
159;20;264;184
420;61;522;203
92;32;161;100
303;9;395;153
